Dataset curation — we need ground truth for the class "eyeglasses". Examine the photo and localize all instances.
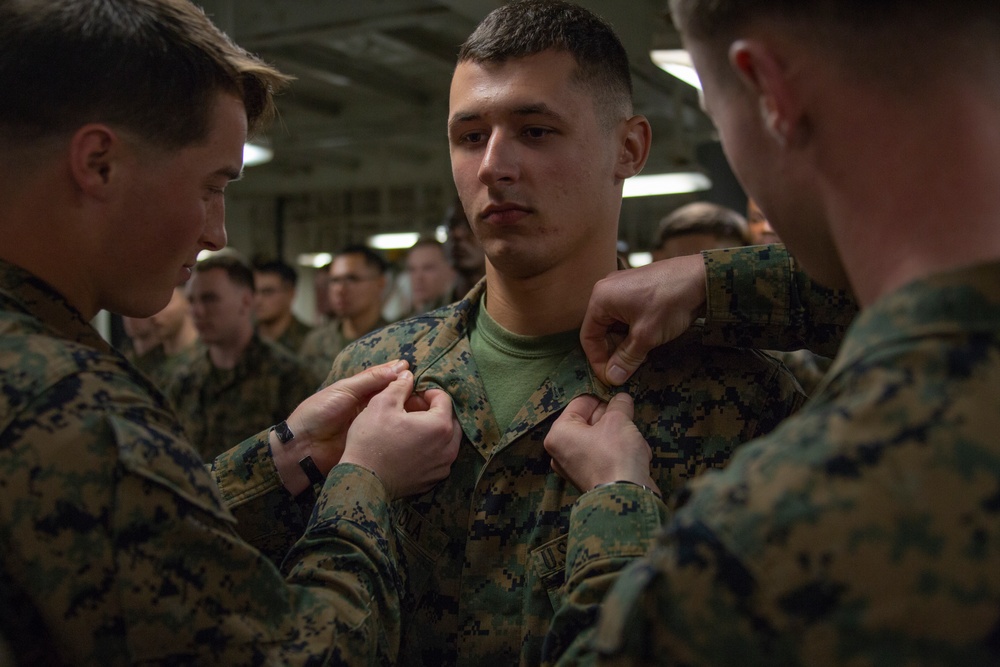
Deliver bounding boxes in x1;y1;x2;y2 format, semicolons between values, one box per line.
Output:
328;274;379;286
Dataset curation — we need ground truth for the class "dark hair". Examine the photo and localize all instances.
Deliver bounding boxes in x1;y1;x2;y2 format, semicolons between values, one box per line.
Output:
458;0;633;124
0;0;291;151
253;259;299;287
655;202;750;248
407;237;447;258
194;253;255;291
335;245;389;276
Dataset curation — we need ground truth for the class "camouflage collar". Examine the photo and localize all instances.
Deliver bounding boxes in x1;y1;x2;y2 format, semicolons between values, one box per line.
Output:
0;258;113;355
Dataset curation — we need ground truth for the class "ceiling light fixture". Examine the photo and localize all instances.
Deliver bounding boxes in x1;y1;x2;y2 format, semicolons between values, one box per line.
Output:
243;142;273;167
368;233;421;250
297;252;333;268
623;172;712;198
650;49;702;91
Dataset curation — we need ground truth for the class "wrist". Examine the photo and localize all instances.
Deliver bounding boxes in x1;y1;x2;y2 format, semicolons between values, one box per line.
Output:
592;479;662;499
270;421;325;496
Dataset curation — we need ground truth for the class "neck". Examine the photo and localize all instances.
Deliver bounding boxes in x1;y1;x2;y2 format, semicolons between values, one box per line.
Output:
823;83;1000;306
206;325;254;370
257;310;293;342
342;308;381;340
162;320;198;355
483;252;618;335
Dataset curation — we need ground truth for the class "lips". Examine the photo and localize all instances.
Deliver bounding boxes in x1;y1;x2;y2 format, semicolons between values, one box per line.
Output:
480;203;530;225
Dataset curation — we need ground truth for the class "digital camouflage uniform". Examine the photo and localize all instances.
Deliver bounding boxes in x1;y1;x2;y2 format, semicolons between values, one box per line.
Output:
545;253;1000;666
0;258;406;666
165;332;320;461
272;315;313;355
300;317;389;380
324;253;817;667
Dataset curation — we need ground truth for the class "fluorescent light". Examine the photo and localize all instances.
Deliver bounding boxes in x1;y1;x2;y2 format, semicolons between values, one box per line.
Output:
368;233;420;250
243;142;273;167
628;252;653;267
623;172;712;198
298;252;333;268
650;49;702;91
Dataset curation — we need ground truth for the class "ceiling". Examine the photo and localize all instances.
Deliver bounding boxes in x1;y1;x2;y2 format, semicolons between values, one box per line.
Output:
194;0;726;257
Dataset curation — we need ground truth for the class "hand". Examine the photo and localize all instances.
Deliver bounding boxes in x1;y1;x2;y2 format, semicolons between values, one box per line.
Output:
341;371;462;499
544;393;658;495
274;360;409;495
581;254;707;386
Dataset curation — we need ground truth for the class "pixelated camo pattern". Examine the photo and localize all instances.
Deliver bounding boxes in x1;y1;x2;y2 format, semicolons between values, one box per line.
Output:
164;332;320;461
0;259;405;665
702;244;857;358
325;273;807;666
551;261;1000;666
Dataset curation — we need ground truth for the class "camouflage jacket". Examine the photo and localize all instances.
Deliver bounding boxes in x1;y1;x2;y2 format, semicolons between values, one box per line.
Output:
325;266;808;666
300;316;389;380
0;258;405;665
545;259;1000;666
273;315;314;355
165;332;320;460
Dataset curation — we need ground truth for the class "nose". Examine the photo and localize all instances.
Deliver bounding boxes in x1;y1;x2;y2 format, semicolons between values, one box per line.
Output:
201;200;228;251
477;131;518;187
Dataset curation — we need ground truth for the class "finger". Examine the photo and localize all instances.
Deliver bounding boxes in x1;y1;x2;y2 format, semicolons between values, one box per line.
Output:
603;391;636;420
589;400;608;424
333;359;409;401
424;388;456;418
580;307;617;382
368;369;416;409
560;394;603;424
604;337;650;386
404;394;431;412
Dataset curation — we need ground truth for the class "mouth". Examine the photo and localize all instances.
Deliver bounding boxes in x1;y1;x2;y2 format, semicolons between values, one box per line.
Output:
480;203;530;226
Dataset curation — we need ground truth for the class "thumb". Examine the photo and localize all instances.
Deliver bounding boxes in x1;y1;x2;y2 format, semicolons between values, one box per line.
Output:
560;394;604;424
333;359;408;401
369;369;416;409
603;391;635;419
604;338;649;386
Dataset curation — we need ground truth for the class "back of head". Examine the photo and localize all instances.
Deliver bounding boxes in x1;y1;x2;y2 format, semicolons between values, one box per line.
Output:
459;0;633;124
669;0;1000;89
655;201;750;248
0;0;292;155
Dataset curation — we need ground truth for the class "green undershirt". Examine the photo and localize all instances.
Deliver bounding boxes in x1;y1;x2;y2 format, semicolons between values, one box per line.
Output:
469;300;580;432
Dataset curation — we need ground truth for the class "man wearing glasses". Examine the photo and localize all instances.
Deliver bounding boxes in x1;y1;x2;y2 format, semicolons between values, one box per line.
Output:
300;245;391;379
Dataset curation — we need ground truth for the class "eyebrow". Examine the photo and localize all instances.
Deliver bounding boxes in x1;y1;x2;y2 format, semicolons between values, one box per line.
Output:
448;103;568;130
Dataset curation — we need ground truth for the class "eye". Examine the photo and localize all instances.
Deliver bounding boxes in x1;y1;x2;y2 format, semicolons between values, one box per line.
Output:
523;126;554;140
459;130;488;145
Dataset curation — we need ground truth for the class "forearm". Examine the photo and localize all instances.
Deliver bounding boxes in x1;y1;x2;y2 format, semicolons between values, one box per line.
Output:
700;244;857;356
544;484;667;666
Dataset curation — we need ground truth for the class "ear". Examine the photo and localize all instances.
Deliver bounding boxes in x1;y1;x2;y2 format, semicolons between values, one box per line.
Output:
614;114;652;180
729;39;805;148
68;124;125;200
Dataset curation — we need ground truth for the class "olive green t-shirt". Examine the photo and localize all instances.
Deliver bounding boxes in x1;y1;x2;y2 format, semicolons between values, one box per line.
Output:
469;301;579;432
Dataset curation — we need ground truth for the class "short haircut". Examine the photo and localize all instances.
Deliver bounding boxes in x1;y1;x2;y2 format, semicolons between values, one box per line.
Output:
408;237;447;256
0;0;292;152
668;0;1000;90
458;0;633;125
194;253;255;291
655;202;750;249
253;259;299;287
335;245;389;276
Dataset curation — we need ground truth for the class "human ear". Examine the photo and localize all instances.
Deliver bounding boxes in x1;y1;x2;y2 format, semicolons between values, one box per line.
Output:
729;39;805;148
614;114;652;180
68;124;121;199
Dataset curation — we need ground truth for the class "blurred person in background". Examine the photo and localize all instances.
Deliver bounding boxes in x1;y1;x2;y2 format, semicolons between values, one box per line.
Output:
253;258;313;354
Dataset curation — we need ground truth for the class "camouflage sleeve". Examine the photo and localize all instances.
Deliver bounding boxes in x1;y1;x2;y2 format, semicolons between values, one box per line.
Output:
542;484;668;666
2;369;404;665
700;244;857;356
211;429;317;565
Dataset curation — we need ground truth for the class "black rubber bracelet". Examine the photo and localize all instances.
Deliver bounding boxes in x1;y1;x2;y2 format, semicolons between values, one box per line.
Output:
298;456;326;487
273;420;294;445
593;480;662;499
